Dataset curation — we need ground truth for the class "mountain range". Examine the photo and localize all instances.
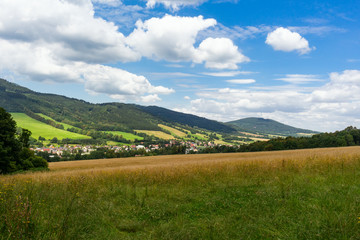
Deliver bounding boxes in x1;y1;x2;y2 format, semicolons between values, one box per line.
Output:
0;78;317;141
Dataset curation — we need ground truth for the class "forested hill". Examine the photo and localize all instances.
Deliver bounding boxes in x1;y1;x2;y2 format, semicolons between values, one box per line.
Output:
0;79;162;131
0;78;236;133
139;106;236;133
227;117;318;136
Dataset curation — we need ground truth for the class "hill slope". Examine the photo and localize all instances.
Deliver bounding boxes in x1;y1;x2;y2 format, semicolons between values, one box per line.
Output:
227;117;318;136
139;106;236;133
0;79;236;134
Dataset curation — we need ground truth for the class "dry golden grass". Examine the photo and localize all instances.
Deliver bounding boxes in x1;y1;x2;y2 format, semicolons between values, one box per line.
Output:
3;146;360;183
158;124;187;137
1;146;360;239
135;130;175;140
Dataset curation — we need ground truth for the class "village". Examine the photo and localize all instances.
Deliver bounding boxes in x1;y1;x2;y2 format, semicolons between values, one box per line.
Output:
31;140;230;161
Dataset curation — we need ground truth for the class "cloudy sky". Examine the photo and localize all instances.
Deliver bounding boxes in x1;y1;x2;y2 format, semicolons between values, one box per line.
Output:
0;0;359;132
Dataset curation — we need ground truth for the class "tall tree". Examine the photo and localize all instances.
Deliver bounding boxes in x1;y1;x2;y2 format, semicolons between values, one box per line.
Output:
0;107;48;174
0;107;21;173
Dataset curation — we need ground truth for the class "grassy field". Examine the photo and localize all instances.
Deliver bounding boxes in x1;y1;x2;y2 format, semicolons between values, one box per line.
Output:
158;124;187;138
11;113;91;140
1;146;360;239
103;131;143;141
37;114;81;131
135;130;175;140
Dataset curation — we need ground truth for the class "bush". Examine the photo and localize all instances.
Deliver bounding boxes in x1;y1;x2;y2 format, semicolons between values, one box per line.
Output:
30;156;48;168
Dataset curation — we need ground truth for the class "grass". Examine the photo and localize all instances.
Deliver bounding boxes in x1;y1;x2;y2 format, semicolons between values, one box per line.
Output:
158;124;187;138
11;113;91;140
135;130;175;140
102;131;143;141
1;146;360;239
37;114;81;131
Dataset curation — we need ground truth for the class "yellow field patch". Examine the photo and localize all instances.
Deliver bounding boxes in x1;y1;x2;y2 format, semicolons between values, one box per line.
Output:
135;130;175;140
158;124;187;137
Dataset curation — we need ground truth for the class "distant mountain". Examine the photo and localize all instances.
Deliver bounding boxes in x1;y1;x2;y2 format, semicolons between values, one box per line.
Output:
0;78;235;134
227;117;318;136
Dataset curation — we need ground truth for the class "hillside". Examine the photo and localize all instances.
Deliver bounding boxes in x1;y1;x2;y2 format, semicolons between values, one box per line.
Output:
139;106;236;133
0;78;235;134
227;117;318;136
11;113;91;140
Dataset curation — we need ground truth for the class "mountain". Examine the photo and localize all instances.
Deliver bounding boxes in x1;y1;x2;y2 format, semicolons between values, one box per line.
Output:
0;78;235;134
227;117;318;136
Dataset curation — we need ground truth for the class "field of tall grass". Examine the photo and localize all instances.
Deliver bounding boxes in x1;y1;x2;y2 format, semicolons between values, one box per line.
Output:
1;147;360;239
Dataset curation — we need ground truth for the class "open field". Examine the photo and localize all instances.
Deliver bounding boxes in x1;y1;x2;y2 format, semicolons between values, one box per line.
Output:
10;113;91;140
37;113;81;131
1;146;360;239
158;124;187;138
102;131;143;141
135;130;175;140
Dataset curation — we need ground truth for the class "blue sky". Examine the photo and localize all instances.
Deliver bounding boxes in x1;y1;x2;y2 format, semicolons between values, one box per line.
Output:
0;0;359;131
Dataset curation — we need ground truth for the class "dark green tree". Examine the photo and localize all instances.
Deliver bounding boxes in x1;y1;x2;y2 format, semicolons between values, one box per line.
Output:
0;107;21;173
0;107;48;174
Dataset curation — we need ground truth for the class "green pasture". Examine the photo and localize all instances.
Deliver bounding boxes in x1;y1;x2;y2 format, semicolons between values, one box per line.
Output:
103;131;143;141
11;113;91;140
37;114;81;131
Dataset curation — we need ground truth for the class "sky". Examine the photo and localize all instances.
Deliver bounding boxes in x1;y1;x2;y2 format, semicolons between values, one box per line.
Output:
0;0;359;132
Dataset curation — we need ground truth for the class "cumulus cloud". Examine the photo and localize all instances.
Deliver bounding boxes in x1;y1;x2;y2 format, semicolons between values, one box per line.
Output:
180;70;360;132
311;70;360;103
0;0;174;102
127;15;216;62
194;38;249;69
266;27;313;54
145;0;208;11
84;65;173;96
127;15;248;69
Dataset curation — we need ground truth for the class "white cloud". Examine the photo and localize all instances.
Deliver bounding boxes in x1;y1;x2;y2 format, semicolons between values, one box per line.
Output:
184;96;191;100
127;15;216;62
127;15;248;69
311;70;360;103
145;0;207;11
0;0;139;63
180;70;360;132
266;27;314;54
276;74;322;84
0;0;174;102
84;65;174;101
92;0;122;6
226;79;256;84
194;37;250;69
202;71;255;77
141;94;162;103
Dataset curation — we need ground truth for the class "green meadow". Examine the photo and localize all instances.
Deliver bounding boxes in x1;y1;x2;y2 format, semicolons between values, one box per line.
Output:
103;131;144;141
1;147;360;239
37;114;82;131
11;113;91;140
